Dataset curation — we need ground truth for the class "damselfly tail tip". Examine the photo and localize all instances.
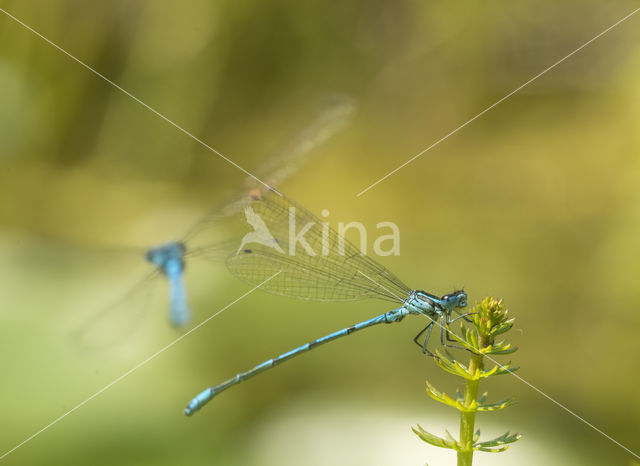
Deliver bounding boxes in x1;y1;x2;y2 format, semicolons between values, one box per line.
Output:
184;400;201;416
184;388;213;416
170;313;191;329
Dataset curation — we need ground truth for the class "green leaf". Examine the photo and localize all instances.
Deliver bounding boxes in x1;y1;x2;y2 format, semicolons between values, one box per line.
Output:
425;380;461;410
493;319;515;336
473;431;522;452
477;397;518;412
434;351;476;380
464;326;479;350
477;364;500;379
494;364;520;376
485;341;518;355
412;425;458;450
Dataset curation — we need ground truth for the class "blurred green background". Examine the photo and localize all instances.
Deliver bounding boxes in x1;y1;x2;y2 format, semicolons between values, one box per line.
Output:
1;1;640;465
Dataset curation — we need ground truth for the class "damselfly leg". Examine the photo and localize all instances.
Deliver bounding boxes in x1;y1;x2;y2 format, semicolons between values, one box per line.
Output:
414;310;478;355
441;311;479;352
413;321;435;357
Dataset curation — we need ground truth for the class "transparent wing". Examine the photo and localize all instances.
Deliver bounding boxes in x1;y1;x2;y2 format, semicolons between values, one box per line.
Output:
226;191;410;303
70;269;162;349
250;93;356;190
185;237;240;263
181;94;356;243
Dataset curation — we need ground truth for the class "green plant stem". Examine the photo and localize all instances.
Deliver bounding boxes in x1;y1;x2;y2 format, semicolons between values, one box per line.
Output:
413;297;520;461
457;335;487;466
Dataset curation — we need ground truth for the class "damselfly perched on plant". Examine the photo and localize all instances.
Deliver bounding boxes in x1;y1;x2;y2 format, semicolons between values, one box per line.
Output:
184;190;469;415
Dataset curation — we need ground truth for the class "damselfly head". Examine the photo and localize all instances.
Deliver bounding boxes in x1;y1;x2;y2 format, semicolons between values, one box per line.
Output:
442;290;467;310
145;241;187;270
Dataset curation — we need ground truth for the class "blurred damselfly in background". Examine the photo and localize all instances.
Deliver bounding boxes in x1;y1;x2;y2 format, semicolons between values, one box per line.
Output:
71;95;356;346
